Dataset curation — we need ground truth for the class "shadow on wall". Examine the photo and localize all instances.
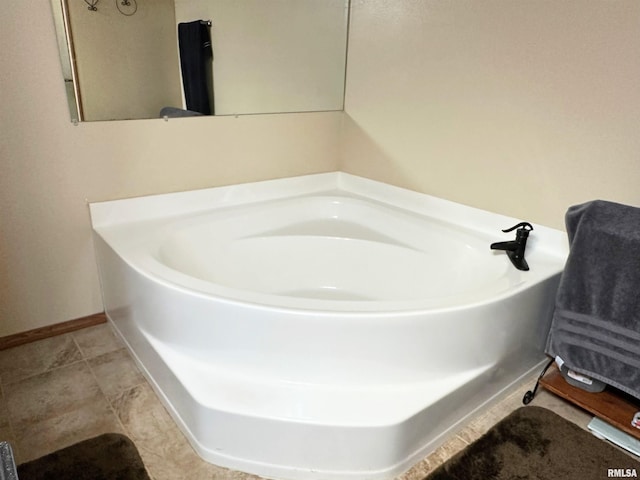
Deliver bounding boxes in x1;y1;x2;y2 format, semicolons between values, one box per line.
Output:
339;114;419;190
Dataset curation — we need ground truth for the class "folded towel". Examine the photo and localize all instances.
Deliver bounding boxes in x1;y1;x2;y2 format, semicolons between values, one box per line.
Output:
159;106;203;118
546;200;640;399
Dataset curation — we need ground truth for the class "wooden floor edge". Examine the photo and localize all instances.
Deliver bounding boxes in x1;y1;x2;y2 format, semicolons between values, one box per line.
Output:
539;363;640;440
0;312;107;351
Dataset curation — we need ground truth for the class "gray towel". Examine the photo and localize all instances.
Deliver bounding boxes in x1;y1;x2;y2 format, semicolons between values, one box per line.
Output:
159;106;204;118
546;200;640;399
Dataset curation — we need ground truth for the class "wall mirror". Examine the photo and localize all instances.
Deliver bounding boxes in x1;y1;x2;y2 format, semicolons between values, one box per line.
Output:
51;0;350;122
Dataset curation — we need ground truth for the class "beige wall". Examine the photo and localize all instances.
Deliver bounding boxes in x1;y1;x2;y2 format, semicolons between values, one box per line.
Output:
342;0;640;229
0;1;340;336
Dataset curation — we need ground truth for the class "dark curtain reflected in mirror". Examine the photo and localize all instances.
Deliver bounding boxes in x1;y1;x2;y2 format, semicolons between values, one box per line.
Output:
178;20;213;115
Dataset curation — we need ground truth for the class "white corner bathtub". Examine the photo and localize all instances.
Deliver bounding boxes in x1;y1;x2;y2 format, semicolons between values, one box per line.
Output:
90;173;567;480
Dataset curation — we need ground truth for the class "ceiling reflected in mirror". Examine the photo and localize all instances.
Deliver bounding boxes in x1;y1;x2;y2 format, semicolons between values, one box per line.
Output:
51;0;350;122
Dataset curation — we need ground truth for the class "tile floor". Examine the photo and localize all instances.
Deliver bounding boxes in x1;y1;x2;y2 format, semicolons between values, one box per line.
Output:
0;323;597;479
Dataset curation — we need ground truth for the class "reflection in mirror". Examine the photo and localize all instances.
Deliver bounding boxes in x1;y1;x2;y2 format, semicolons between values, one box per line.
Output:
51;0;350;122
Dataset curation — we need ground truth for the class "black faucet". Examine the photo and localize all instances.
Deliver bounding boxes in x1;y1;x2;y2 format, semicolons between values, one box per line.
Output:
490;222;533;271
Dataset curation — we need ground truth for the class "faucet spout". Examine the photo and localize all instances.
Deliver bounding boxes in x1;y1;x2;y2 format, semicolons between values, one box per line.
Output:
490;222;533;271
490;240;519;252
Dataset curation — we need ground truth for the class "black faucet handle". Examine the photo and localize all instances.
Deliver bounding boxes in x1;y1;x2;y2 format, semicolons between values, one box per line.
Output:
501;222;534;233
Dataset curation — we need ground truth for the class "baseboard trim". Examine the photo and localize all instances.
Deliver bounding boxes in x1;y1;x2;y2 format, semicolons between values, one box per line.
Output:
0;312;107;351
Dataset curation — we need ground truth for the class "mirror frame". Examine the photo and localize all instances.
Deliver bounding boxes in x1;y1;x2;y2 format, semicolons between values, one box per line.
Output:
52;0;82;122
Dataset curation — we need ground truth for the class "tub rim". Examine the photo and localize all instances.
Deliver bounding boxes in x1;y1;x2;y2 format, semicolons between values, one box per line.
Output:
90;173;567;314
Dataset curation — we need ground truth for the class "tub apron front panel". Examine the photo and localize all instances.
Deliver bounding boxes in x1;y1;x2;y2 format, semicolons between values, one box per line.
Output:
90;172;567;480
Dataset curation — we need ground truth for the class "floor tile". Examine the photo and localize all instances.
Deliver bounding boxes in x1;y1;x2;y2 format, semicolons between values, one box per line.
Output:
398;435;468;479
0;387;8;429
0;334;82;386
111;383;187;459
87;348;145;398
12;400;125;464
530;388;592;429
72;323;124;359
3;354;124;464
4;361;103;429
136;440;262;480
0;423;14;443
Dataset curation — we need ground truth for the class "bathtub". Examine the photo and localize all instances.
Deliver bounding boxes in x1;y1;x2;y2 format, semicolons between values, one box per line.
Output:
90;172;567;480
